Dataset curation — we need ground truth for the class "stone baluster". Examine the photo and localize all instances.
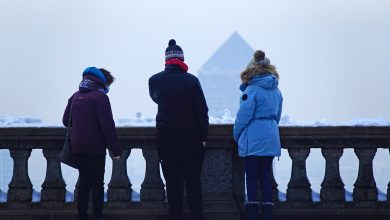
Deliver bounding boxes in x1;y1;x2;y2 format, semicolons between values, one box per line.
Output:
232;152;245;201
388;148;390;202
41;149;66;203
353;148;377;201
287;148;312;201
7;149;33;203
320;148;345;202
140;148;165;201
108;149;132;201
74;177;80;201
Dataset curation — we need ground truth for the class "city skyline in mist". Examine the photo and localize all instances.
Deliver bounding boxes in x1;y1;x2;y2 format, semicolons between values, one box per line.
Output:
0;0;389;124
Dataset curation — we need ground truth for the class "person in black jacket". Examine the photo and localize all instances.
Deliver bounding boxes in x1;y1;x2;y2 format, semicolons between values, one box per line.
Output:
149;39;209;220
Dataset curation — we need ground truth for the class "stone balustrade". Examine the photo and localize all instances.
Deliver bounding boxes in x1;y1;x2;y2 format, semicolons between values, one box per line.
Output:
0;125;389;220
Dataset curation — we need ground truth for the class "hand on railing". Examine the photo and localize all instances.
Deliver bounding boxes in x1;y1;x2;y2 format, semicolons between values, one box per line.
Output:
108;149;121;160
111;156;121;160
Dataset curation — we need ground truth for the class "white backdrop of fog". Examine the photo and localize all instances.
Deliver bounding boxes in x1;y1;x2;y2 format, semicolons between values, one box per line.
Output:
0;0;389;123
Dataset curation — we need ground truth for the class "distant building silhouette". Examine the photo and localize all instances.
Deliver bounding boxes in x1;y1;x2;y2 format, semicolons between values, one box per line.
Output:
198;32;254;117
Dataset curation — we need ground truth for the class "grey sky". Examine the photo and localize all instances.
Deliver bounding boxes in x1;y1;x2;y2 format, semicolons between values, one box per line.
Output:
0;0;389;123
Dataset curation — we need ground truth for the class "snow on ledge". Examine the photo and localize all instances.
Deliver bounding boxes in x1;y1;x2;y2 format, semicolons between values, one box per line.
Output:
279;115;390;127
0;116;46;127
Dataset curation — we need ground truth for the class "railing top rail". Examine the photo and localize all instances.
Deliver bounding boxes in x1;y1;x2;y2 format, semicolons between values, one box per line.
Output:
1;125;390;137
0;126;389;149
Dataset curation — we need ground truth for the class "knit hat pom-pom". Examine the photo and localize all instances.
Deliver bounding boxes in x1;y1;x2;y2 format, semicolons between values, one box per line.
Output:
168;39;176;46
254;50;265;62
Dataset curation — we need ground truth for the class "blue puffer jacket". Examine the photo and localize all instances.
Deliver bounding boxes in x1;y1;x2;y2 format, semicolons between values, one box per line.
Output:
233;73;283;157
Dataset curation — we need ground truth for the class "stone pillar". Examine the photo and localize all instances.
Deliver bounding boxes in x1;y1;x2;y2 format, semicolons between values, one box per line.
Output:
320;148;345;202
286;148;312;202
140;148;165;201
7;149;33;203
108;149;132;201
353;148;377;201
202;148;234;201
41;149;66;203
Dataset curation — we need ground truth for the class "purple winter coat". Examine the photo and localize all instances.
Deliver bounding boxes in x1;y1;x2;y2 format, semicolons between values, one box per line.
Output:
62;81;122;157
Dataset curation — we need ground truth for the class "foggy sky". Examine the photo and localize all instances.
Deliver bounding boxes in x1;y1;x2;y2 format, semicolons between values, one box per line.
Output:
0;0;389;124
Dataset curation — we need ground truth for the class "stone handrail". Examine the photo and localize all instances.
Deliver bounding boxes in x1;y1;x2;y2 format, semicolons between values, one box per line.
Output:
0;125;389;218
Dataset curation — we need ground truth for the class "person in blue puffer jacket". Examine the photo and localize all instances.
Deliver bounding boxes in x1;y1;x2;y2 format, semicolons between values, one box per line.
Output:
233;50;283;220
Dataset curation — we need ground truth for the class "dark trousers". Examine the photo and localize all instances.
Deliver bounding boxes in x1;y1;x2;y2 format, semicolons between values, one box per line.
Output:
157;128;205;220
244;156;274;203
75;153;106;220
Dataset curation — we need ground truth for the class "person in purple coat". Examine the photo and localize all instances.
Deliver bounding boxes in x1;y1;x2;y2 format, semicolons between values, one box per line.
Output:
63;67;121;220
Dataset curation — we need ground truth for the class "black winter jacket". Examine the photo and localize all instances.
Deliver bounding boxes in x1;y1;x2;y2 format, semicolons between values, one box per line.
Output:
148;64;209;141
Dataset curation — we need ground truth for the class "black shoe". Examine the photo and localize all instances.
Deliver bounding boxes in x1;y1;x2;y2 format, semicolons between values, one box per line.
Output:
245;202;259;220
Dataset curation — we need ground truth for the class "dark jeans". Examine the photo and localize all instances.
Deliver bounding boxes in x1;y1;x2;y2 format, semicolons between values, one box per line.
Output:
75;153;106;220
244;156;274;203
157;128;205;220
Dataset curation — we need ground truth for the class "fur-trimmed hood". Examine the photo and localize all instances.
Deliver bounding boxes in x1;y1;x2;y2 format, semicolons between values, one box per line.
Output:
240;65;279;84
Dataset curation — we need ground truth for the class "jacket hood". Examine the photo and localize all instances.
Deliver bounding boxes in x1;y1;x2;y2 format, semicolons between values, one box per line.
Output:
240;65;279;84
79;75;109;94
249;74;279;89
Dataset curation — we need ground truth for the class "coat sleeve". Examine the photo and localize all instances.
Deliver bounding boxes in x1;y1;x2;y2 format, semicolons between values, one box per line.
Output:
148;78;157;104
62;95;75;127
233;91;256;142
96;95;122;157
193;79;209;141
276;96;283;124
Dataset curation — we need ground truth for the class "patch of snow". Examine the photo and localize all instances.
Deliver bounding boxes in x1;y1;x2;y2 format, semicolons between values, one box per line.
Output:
32;189;40;202
0;116;44;127
0;190;6;203
209;108;235;124
345;190;353;202
278;191;287;202
65;191;73;203
132;191;141;202
378;188;387;201
116;116;155;127
279;115;390;127
312;191;320;202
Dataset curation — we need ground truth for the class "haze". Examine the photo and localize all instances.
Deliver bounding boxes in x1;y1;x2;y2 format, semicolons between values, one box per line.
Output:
0;0;389;124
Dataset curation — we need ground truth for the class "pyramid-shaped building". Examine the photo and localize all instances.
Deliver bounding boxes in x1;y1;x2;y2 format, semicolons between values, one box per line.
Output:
198;32;254;117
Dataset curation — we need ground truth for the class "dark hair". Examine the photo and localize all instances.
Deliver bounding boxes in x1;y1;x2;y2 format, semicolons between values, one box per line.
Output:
99;68;115;85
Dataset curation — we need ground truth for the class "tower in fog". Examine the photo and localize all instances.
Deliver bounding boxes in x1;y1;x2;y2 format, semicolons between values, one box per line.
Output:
198;32;254;117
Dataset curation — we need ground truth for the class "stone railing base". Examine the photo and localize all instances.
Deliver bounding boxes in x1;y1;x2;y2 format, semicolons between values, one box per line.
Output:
1;201;390;220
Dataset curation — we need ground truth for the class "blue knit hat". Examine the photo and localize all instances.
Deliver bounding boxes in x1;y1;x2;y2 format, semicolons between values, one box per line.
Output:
82;67;107;84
